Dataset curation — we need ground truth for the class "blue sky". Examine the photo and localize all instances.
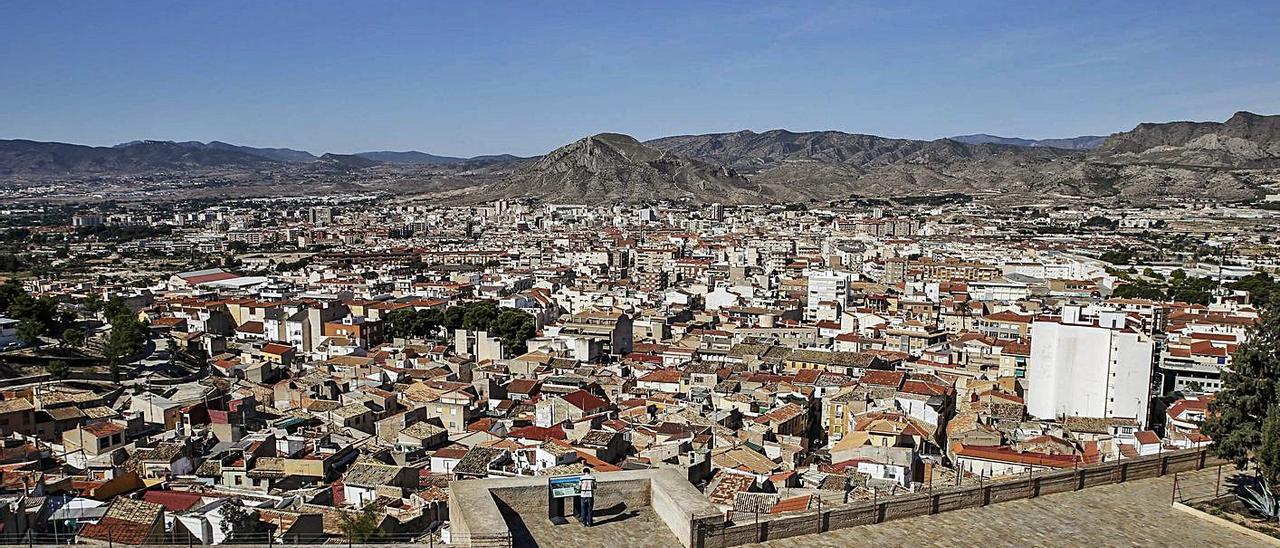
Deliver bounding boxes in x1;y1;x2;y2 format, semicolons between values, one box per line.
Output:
2;1;1277;157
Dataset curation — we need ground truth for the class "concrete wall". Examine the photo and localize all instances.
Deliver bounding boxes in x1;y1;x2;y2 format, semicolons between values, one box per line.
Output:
694;448;1213;548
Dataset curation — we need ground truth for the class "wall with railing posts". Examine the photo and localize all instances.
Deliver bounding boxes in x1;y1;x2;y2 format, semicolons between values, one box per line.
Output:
694;447;1214;548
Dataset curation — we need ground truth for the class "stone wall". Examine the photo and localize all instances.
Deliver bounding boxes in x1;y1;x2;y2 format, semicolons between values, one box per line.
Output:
449;468;723;548
694;447;1214;548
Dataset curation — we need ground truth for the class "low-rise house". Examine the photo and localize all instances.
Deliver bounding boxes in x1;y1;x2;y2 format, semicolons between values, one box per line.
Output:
397;422;448;450
0;398;36;437
342;463;416;507
534;389;609;428
78;498;166;545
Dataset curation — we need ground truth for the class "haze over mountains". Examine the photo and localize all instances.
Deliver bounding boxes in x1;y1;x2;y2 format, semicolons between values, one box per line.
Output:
948;134;1107;150
0;139;524;177
3;112;1279;204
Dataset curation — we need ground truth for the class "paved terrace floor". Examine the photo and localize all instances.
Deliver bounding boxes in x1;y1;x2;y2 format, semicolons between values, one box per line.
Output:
749;467;1258;548
498;501;680;548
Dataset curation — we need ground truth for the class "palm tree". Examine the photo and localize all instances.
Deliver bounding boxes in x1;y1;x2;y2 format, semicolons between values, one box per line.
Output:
955;300;972;332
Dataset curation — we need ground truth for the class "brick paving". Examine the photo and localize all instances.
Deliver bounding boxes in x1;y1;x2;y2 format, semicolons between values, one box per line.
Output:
750;467;1258;547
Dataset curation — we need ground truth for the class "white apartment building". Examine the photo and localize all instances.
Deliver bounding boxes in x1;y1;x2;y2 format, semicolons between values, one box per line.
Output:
806;270;852;321
1026;306;1155;427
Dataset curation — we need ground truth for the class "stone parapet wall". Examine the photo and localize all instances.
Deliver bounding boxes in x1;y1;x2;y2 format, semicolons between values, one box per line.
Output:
695;447;1216;548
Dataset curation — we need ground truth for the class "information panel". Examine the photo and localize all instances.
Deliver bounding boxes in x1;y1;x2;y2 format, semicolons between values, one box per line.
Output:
548;475;581;498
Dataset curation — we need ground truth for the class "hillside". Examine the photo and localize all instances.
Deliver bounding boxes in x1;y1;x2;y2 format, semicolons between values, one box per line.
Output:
1094;111;1280;168
481;133;766;204
353;150;469;165
950;134;1106;150
0;139;277;176
638;114;1280;203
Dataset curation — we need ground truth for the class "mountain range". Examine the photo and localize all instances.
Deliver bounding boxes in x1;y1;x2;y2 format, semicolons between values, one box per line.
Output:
0;139;521;177
3;111;1278;204
948;134;1107;150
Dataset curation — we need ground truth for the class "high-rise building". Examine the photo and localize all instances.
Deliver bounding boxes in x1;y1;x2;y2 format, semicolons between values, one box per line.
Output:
806;270;851;321
1026;306;1155;427
310;206;333;226
707;202;724;221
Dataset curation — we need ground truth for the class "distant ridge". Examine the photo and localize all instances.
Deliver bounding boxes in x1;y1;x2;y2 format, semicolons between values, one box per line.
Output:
353;150;530;165
353;150;469;165
204;141;317;163
114;140;318;162
949;134;1106;150
0;138;527;176
316;153;379;170
0;139;275;176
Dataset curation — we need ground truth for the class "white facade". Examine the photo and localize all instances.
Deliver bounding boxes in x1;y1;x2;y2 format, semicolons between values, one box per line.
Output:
1026;306;1155;427
968;280;1030;302
806;270;851;320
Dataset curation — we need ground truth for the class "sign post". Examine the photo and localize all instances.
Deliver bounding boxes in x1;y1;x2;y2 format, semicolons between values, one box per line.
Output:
547;475;582;525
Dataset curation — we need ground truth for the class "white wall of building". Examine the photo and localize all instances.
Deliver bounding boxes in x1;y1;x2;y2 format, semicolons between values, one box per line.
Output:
1026;311;1154;427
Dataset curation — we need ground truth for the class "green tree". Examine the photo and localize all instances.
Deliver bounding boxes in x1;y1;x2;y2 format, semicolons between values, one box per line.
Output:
104;312;147;382
16;318;44;346
219;503;271;544
8;293;60;334
102;296;130;322
1202;301;1280;470
489;309;537;357
0;253;23;272
955;300;972;331
1260;409;1280;485
1084;215;1117;229
0;279;24;312
166;338;179;368
443;306;467;332
338;506;383;543
461;302;499;332
1230;273;1280;308
46;360;71;380
1099;249;1134;265
61;328;86;348
1111;282;1165;301
385;308;445;340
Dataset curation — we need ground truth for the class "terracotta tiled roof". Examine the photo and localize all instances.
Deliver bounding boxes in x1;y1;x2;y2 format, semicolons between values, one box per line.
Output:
770;494;813;514
860;370;905;389
952;443;1081;468
562;389;608;413
261;343;294;355
142;490;205;512
79;517;155;544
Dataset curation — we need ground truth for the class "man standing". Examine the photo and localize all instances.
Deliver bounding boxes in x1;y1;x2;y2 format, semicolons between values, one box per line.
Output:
578;466;595;526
